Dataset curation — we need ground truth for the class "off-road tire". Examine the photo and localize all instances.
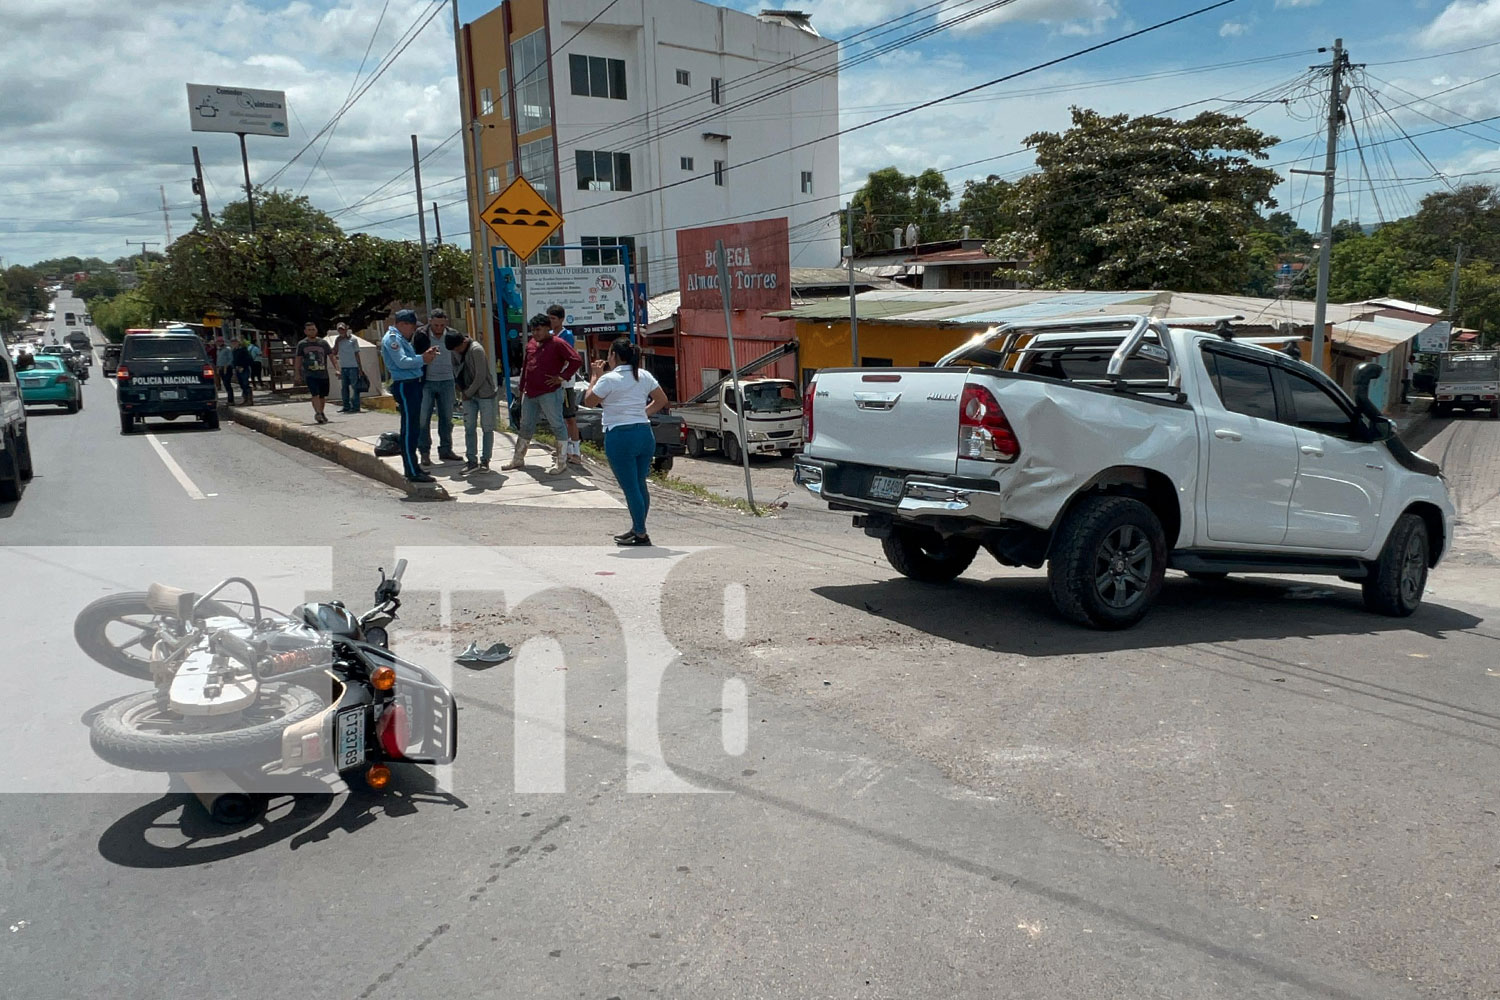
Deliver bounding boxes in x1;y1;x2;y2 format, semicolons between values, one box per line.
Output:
1362;512;1428;617
74;592;237;679
882;527;980;583
90;684;325;772
0;430;20;502
1047;495;1167;629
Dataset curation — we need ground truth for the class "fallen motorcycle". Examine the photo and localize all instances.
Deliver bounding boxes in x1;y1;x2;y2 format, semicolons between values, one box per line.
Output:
81;560;457;803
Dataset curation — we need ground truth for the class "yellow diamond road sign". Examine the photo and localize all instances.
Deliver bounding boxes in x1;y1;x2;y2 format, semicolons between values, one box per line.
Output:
481;176;563;259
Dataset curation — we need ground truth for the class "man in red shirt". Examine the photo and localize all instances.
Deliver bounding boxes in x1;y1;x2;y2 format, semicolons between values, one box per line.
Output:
503;313;581;474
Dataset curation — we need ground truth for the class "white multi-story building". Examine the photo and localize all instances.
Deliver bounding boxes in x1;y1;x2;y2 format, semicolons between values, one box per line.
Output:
460;1;840;303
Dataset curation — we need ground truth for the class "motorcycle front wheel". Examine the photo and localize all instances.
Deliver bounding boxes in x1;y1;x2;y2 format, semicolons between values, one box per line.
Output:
90;684;326;772
74;593;237;680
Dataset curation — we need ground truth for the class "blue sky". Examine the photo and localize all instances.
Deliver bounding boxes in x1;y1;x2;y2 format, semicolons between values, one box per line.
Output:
2;0;1496;264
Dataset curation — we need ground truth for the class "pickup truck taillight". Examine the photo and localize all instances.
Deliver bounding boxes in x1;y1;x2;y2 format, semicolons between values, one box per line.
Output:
958;383;1019;463
803;380;815;444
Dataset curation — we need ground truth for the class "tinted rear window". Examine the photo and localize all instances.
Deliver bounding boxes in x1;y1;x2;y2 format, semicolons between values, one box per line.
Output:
122;337;206;361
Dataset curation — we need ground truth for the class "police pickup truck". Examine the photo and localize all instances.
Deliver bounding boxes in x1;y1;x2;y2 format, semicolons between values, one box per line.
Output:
115;330;220;433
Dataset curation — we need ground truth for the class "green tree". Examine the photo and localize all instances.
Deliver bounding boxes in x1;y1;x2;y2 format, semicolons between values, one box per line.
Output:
848;167;955;251
955;175;1020;239
1393;258;1500;342
986;107;1281;291
143;230;469;340
1400;184;1500;263
1326;222;1412;302
74;270;123;302
31;256;108;276
215;187;343;236
91;289;156;342
2;265;46;314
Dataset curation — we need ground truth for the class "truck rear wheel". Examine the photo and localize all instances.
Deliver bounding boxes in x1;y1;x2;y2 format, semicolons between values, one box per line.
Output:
1047;495;1166;629
881;527;978;583
686;430;705;458
1362;512;1428;617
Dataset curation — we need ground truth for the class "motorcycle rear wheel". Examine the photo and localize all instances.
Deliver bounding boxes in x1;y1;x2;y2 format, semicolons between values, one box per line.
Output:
90;684;325;772
74;593;237;680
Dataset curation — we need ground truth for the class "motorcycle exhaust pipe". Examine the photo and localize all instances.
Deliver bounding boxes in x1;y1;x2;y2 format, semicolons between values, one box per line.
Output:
177;770;264;825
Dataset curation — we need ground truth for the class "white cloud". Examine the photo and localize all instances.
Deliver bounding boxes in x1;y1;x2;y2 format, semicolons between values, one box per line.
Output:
1273;0;1323;7
787;0;1120;38
1219;20;1250;37
1418;0;1500;47
0;0;466;263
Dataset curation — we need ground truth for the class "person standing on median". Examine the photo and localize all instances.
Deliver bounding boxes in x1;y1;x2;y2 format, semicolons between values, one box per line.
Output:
586;336;668;546
414;309;461;466
232;335;254;406
295;321;333;424
447;329;497;472
504;314;580;475
334;323;362;413
215;335;236;405
381;309;439;484
547;304;585;466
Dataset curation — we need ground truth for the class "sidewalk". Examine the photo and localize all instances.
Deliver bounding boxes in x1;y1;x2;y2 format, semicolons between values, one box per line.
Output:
226;398;621;509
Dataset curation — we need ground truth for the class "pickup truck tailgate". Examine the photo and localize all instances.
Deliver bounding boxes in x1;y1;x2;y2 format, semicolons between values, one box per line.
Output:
809;369;962;475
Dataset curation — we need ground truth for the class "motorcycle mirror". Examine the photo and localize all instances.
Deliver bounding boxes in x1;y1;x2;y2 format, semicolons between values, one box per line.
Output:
177;591;199;621
393;558;408;581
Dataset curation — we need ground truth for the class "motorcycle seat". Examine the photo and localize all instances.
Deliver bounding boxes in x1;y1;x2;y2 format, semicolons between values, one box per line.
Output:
146;583;191;615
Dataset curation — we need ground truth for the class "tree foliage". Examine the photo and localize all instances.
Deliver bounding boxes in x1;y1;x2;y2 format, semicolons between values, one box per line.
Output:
849;167;956;251
91;289;156;342
986;108;1281;291
74;270;122;302
143;230;469;340
3;265;47;315
214;187;344;236
955;175;1021;241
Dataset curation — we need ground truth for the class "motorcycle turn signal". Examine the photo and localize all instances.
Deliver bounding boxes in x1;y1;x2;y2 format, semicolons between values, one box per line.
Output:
371;666;396;691
365;765;392;790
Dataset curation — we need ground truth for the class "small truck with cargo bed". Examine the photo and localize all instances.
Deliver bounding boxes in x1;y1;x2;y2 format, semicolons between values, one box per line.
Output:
1432;351;1499;417
794;315;1453;629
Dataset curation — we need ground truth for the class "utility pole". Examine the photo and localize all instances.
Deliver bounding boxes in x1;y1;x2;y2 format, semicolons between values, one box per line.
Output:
453;0;488;358
846;203;859;367
125;240;158;268
237;133;257;233
1447;243;1464;328
412;135;434;319
433;201;443;245
159;185;173;246
1310;38;1347;374
191;146;212;228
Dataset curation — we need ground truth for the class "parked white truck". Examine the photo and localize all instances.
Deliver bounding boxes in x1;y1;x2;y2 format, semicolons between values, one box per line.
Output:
794;315;1454;629
678;376;804;462
1432;351;1499;418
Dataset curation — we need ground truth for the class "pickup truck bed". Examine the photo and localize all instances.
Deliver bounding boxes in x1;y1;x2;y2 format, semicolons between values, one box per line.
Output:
796;315;1454;629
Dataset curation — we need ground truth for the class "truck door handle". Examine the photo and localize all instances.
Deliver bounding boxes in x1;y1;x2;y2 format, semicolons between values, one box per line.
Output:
853;392;901;410
1213;428;1242;441
1299;445;1324;457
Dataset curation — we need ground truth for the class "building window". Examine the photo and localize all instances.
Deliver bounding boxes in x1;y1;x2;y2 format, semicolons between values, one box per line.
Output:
519;137;557;207
710;77;722;105
484;167;500;195
800;171;813;194
530;232;564;267
575;150;632;192
505;160;515;183
480;87;495;116
569;54;627;100
580;235;637;267
680;156;694;171
676;69;690;86
713;159;725;186
510;29;551;132
498;68;509;118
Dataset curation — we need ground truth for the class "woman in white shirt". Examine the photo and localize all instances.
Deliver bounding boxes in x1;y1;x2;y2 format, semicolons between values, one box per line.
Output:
585;337;669;546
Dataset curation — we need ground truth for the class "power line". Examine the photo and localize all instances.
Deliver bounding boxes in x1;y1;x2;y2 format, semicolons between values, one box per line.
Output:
298;0;393;199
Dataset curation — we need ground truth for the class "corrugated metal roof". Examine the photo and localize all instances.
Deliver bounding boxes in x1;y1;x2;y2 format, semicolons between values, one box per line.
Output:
1330;315;1434;347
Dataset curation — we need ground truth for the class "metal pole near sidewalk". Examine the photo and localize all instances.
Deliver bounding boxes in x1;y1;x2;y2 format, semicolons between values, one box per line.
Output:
237;132;256;234
715;239;757;514
412;134;434;319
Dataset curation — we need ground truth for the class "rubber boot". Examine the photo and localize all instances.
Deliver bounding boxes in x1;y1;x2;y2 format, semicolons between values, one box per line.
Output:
501;437;530;471
546;442;568;475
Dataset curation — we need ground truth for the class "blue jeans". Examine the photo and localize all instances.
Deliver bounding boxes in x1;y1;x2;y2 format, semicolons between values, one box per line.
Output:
340;366;361;411
462;394;498;464
517;388;566;440
604;422;655;535
418;378;455;454
235;365;252;398
391;378;423;478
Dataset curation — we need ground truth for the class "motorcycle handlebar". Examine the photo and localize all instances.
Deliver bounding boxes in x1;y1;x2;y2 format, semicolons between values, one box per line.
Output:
392;559;407;582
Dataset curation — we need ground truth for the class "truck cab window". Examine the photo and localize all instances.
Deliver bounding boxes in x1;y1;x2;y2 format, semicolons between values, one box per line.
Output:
1202;349;1277;421
1279;369;1358;439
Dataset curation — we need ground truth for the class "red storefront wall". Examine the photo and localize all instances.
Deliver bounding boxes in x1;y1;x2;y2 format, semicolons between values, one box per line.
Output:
676;333;796;401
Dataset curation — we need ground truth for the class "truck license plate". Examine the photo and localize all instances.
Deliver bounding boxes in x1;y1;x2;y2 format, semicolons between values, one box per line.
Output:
868;475;903;501
158;389;180;400
335;707;366;771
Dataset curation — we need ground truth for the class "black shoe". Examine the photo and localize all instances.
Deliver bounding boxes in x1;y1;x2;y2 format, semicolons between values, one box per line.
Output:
616;532;652;547
463;460;479;472
613;529;636;543
438;450;462;462
420;452;432;465
407;472;437;484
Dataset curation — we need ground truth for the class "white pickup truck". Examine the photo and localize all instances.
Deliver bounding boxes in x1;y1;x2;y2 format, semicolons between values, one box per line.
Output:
678;377;804;462
794;315;1454;629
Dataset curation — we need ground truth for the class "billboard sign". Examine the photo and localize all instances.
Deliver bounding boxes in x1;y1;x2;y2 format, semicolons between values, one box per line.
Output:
675;217;790;313
1416;321;1452;354
186;83;290;137
525;265;631;332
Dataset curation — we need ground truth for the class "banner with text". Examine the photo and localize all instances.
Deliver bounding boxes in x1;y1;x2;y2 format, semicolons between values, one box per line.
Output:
524;265;631;332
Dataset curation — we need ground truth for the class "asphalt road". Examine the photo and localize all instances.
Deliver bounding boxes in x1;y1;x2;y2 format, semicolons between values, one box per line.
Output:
2;372;1499;999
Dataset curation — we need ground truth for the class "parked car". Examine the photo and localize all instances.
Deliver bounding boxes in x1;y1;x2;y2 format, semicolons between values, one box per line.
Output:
19;355;82;413
0;331;36;502
115;330;219;433
794;314;1454;628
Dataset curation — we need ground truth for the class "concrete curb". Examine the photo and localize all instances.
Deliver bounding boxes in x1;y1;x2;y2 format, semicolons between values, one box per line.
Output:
227;405;450;500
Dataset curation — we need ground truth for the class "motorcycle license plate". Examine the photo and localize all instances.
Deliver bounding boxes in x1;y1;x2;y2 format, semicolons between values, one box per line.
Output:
335;707;366;771
158;389;180;400
868;475;903;501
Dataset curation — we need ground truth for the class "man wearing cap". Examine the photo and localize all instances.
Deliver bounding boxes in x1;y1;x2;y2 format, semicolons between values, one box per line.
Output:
504;313;580;475
381;309;439;484
413;308;461;466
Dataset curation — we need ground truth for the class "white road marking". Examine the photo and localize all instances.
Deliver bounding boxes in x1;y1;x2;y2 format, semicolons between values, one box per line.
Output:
145;434;210;500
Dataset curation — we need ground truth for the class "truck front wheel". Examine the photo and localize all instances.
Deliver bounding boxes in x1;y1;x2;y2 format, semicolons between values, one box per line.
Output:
881;527;978;583
723;434;742;464
1362;512;1428;617
1047;495;1166;629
